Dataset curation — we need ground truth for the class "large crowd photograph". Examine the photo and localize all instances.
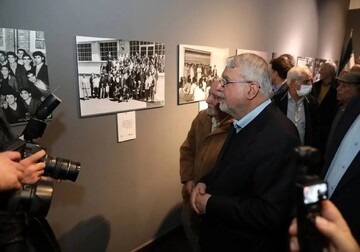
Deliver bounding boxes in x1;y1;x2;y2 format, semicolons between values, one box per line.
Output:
76;36;165;117
0;27;50;125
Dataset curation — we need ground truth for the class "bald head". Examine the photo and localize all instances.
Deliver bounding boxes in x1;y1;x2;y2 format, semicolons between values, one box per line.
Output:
319;62;337;82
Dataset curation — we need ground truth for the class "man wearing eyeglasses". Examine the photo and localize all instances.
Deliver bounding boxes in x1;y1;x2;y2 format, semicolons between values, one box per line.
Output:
272;66;320;148
191;53;300;251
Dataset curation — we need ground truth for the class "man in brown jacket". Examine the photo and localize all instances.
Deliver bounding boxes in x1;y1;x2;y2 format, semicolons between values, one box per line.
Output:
179;80;233;252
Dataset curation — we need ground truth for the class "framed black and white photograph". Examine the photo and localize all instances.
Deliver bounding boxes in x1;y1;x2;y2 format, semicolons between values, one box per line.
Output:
297;56;315;73
0;27;50;125
76;36;165;117
178;44;228;105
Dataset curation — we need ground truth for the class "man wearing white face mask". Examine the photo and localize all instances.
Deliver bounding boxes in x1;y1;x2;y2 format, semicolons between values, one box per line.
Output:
273;66;320;147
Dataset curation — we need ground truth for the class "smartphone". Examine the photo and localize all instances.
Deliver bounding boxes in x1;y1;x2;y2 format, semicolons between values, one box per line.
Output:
297;181;328;252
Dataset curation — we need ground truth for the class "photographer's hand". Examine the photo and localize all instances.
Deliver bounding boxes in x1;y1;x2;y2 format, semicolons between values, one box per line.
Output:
0;151;24;191
289;200;360;252
19;149;46;184
315;200;359;252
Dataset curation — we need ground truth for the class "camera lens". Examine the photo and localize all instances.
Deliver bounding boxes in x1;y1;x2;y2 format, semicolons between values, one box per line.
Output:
43;155;81;182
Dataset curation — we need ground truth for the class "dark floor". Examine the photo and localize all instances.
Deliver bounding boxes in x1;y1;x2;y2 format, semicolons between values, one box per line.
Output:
137;226;192;252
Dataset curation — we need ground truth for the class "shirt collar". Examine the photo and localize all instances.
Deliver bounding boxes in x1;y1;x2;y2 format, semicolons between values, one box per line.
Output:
233;99;271;132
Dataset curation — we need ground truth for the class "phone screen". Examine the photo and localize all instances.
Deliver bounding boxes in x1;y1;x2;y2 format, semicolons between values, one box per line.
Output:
303;182;328;204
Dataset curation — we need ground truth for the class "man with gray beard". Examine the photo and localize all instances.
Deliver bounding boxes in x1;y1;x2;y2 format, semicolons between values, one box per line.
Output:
180;80;233;252
191;53;300;251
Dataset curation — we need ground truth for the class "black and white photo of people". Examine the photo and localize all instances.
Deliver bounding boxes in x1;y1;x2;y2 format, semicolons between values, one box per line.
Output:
0;49;50;125
179;63;218;104
76;37;166;117
89;52;164;103
178;44;229;105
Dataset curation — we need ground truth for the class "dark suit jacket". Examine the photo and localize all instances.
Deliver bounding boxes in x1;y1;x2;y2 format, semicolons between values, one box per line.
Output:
311;79;338;154
274;82;288;95
320;95;360;244
9;63;28;90
272;88;320;149
33;64;49;86
199;103;300;252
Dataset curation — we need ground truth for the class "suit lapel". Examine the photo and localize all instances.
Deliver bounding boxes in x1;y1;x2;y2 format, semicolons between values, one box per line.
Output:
206;128;235;183
332;152;360;196
210;105;269;181
321;96;360;178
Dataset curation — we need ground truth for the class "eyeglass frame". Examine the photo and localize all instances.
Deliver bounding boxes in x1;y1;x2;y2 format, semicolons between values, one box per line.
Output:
218;78;254;87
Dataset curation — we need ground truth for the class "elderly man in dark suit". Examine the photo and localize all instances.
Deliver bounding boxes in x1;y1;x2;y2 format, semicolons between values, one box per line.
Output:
272;66;320;149
191;53;300;252
320;71;360;244
311;62;338;156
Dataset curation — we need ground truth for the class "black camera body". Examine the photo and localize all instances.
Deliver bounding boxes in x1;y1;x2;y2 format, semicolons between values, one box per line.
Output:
13;141;80;182
294;146;328;252
2;94;81;217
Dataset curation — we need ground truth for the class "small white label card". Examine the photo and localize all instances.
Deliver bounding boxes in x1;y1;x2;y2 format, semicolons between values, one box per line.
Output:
117;111;136;142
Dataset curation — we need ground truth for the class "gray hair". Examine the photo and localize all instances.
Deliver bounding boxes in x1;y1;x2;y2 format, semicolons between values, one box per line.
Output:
225;53;273;98
286;66;313;85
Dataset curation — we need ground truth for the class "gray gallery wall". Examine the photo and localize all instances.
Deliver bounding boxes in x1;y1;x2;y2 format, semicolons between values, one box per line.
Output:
0;0;350;251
